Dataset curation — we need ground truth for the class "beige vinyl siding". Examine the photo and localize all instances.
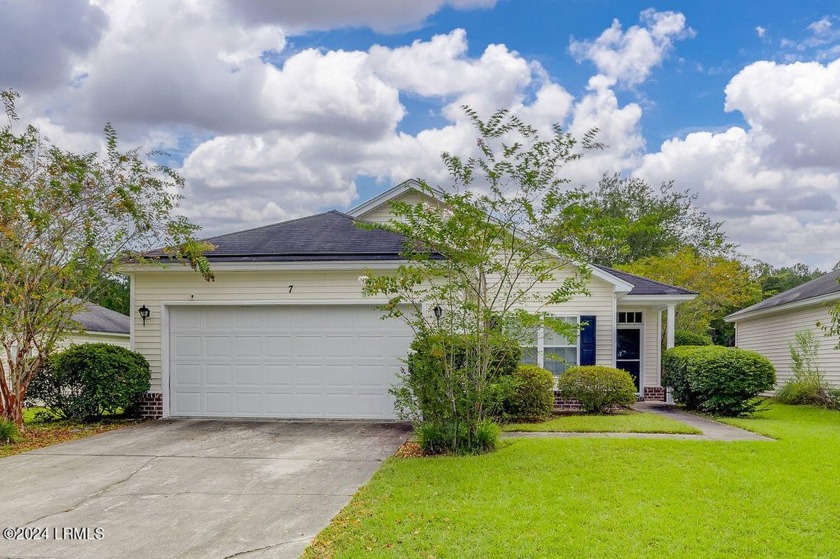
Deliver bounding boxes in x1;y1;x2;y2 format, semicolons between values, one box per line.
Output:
644;308;661;388
134;265;620;391
735;303;840;388
132;269;381;391
527;271;616;368
356;191;437;224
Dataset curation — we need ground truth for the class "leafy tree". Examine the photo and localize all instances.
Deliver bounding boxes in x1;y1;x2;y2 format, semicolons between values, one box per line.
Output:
754;262;824;299
0;90;213;425
81;274;130;315
620;247;760;345
552;174;733;266
362;107;598;452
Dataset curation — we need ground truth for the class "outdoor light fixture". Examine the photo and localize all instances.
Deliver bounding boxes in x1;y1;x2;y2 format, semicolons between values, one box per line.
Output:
138;305;151;326
433;305;443;325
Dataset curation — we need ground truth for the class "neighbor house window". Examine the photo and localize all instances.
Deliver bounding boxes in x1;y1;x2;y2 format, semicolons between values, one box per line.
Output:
519;316;579;375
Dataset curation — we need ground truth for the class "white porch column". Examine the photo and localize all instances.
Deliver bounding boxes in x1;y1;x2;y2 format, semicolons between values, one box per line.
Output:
666;304;676;349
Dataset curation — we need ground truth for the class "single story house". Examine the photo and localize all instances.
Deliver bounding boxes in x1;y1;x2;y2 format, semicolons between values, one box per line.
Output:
126;181;696;419
64;301;131;349
725;269;840;387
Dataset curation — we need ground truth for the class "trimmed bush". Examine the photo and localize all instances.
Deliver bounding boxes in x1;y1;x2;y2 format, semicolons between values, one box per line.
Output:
504;365;554;421
27;343;151;422
663;346;775;416
556;365;637;414
674;330;713;347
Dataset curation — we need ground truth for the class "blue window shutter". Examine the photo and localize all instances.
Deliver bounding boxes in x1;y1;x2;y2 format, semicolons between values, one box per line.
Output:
579;316;596;366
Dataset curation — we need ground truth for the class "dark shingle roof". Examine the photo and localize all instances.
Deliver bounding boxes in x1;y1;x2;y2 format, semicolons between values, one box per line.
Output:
152;211;408;262
73;302;130;334
594;265;697;296
729;269;840;318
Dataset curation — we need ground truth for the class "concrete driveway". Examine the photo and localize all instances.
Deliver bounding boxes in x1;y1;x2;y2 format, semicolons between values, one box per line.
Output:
0;420;410;559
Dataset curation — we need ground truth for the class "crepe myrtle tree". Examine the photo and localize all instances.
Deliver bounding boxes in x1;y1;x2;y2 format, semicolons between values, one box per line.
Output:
0;90;213;425
360;106;599;451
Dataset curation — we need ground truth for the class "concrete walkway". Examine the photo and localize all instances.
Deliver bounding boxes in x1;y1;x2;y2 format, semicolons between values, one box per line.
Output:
504;402;772;442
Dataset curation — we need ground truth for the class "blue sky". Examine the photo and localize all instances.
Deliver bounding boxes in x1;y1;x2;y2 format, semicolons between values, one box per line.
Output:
1;0;839;269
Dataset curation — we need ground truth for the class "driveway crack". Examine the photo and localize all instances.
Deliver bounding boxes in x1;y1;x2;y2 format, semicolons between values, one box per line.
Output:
23;456;156;526
222;536;312;559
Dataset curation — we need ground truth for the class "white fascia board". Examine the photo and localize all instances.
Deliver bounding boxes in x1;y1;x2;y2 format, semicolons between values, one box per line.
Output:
123;260;405;273
82;330;130;339
587;265;634;293
618;294;697;303
724;292;840;323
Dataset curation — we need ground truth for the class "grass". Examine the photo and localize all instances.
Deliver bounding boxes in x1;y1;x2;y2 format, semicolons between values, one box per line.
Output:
0;407;139;459
305;404;840;558
504;410;701;434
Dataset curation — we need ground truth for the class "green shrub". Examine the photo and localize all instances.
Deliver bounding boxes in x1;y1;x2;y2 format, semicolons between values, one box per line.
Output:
556;365;637;414
504;365;554;421
674;330;713;347
414;419;500;454
776;330;827;405
825;388;840;411
27;343;151;422
663;346;775;416
0;419;21;444
394;331;519;454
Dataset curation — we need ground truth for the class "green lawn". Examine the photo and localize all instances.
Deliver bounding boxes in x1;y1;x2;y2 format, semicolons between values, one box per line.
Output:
504;410;701;434
306;404;840;558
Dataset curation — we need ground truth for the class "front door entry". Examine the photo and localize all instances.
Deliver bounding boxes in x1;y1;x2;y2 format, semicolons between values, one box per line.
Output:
616;328;641;392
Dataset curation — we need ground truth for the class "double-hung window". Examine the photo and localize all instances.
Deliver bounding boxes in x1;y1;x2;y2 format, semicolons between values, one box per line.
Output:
520;316;579;375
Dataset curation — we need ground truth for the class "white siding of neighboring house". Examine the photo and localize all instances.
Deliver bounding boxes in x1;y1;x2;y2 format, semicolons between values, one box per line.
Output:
735;303;840;388
62;332;130;350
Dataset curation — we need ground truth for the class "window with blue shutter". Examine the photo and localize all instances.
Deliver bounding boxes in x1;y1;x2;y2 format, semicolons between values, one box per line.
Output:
579;315;596;366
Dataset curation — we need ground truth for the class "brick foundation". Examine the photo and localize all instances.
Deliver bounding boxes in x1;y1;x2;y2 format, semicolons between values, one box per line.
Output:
643;386;667;401
137;393;163;419
553;389;665;411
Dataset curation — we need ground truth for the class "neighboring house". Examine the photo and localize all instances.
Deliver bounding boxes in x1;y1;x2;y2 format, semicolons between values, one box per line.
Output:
725;269;840;388
125;181;696;419
64;301;131;349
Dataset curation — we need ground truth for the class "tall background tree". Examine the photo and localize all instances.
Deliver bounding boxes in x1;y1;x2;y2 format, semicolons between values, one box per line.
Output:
552;174;733;267
0;90;212;425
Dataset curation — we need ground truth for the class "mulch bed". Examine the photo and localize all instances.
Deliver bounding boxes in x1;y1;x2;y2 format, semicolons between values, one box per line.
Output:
393;440;425;458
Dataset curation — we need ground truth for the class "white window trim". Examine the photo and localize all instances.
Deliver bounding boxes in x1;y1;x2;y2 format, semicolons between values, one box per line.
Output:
522;315;580;374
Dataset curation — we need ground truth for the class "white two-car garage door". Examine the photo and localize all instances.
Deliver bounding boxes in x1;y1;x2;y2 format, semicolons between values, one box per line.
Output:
168;305;413;419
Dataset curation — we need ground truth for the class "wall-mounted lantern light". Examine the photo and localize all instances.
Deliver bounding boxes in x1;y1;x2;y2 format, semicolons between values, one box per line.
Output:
433;305;443;325
138;305;151;326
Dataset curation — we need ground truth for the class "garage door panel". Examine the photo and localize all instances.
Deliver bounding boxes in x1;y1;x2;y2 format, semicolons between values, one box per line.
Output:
234;337;261;357
235;365;262;386
169;305;412;419
264;364;292;386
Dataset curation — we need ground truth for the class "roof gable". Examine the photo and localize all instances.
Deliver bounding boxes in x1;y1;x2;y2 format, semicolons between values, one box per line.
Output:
594;265;697;297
